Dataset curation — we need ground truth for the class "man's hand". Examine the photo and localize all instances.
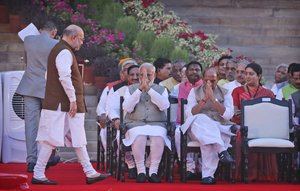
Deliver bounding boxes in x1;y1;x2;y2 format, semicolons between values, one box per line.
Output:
234;108;241;118
97;114;106;128
69;101;77;117
204;80;214;101
139;69;150;92
112;118;120;129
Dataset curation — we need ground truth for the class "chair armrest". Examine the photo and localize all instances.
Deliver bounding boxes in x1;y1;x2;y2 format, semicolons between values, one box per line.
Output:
167;122;176;152
240;125;248;138
292;125;300;151
240;125;248;151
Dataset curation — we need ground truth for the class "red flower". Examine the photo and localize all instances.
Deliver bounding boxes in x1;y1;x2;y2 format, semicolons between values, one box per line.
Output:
178;32;190;39
142;0;156;8
195;30;208;40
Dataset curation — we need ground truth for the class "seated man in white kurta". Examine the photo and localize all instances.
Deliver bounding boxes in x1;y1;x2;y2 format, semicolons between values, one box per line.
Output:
181;67;235;185
122;63;171;183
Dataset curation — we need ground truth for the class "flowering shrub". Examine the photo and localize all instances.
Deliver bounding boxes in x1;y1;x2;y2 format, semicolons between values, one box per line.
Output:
123;0;228;68
31;0;234;68
31;0;141;62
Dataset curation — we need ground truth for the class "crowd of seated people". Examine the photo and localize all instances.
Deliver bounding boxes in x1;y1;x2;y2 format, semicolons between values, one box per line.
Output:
96;56;300;184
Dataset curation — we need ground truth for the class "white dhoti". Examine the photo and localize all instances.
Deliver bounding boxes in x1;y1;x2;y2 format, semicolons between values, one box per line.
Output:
36;109;87;147
34;109;97;180
122;125;170;175
100;127;107;152
122;125;171;150
182;114;232;178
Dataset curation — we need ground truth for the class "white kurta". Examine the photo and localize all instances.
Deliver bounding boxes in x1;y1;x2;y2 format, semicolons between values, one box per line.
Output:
223;80;241;95
122;87;171;150
96;86;109;116
180;87;235;177
36;49;87;147
181;88;234;136
107;86;127;120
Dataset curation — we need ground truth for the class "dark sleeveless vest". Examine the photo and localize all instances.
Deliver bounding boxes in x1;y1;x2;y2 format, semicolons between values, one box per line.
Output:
124;83;167;129
43;40;86;113
194;85;234;125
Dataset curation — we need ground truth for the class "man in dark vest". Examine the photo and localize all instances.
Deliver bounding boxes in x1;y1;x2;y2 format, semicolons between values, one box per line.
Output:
32;24;110;185
181;67;235;184
122;63;171;183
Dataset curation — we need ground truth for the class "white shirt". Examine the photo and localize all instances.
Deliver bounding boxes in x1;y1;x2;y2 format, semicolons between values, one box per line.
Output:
55;49;76;102
276;88;284;101
108;86;127;120
96;86;109;116
223;80;241;95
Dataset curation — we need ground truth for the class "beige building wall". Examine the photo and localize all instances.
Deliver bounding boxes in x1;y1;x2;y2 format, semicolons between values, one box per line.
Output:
162;0;300;84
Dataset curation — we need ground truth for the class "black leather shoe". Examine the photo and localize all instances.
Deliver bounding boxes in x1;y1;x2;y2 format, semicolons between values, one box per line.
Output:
128;167;137;179
201;176;216;185
46;156;60;169
185;171;200;180
218;150;235;163
136;173;146;183
31;177;57;185
86;173;111;184
27;163;35;173
148;173;161;183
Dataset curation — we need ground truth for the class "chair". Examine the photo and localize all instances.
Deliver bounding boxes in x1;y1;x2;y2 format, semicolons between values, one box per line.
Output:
240;97;297;183
179;98;236;183
118;96;176;182
96;118;112;172
96;123;105;170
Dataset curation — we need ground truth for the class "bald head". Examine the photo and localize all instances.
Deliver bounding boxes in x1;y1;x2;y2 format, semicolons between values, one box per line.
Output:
62;24;84;51
204;67;218;77
204;67;218;89
63;25;83;37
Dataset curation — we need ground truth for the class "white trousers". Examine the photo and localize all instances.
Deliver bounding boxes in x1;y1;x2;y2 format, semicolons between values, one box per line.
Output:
175;126;201;173
33;141;97;179
189;114;231;178
100;128;107;152
131;135;164;175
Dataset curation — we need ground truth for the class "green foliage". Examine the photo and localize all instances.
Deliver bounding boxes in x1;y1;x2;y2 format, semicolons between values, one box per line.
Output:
134;30;156;61
100;2;124;30
82;0;113;21
170;48;189;63
150;37;174;59
115;16;138;48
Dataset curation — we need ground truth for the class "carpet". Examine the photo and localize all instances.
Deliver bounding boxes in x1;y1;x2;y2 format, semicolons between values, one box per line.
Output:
0;163;299;191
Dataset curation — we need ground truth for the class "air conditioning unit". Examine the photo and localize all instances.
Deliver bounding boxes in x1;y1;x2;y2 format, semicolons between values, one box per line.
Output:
2;71;26;163
0;72;3;162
